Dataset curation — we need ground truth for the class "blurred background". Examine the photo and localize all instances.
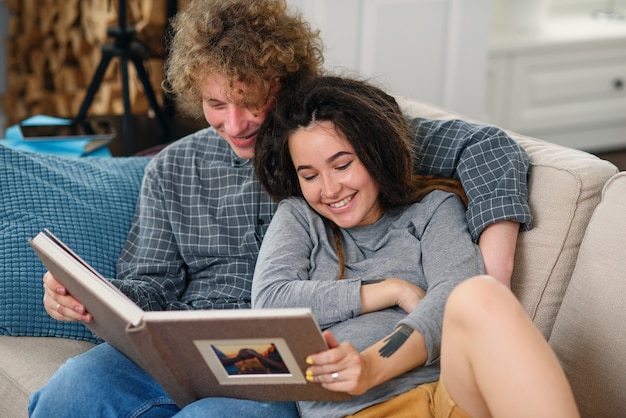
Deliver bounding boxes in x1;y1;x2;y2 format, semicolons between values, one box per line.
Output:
0;0;625;156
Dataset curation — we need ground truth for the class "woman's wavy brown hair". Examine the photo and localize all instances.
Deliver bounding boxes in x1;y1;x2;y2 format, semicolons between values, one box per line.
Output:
255;76;466;209
254;76;466;279
163;0;324;119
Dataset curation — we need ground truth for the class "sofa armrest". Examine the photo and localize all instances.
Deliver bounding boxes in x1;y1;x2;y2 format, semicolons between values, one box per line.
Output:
549;172;626;417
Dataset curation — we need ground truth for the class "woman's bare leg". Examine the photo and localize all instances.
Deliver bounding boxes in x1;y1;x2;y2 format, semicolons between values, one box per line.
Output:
440;275;579;418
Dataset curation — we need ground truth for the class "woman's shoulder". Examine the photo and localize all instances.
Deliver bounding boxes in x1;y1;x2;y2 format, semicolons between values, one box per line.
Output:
422;189;463;205
401;189;463;210
276;197;315;217
399;190;465;219
274;198;328;227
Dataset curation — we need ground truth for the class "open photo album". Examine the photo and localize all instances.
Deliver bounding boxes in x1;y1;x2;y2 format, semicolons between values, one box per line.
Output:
29;229;349;407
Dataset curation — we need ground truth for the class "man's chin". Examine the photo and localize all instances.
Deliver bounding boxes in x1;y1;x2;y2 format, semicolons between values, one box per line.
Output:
232;146;255;160
227;137;256;159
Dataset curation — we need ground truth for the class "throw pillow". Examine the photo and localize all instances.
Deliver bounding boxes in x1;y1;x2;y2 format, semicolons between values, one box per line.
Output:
0;145;149;342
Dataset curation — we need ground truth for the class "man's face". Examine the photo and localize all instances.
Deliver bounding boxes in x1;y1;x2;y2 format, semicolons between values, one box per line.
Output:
200;75;276;160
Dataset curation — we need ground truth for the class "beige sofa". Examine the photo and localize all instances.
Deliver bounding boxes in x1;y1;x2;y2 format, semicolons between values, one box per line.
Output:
1;97;624;417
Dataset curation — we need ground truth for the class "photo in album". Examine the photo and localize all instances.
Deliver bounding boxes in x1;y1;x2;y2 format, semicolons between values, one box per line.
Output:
195;338;306;385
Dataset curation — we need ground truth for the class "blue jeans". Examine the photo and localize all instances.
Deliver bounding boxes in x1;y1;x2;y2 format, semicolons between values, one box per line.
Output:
28;343;299;418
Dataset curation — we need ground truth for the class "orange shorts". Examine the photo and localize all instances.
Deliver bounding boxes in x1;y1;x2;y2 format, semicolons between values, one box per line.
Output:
347;379;470;418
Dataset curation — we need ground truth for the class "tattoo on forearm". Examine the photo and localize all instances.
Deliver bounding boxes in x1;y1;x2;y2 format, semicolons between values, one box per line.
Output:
378;325;414;358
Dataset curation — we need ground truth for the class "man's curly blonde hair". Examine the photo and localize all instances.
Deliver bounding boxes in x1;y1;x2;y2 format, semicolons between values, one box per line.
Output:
164;0;324;119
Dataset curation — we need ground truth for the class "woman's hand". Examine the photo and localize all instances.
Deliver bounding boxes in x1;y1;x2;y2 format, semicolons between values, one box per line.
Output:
389;278;426;313
307;327;429;396
42;271;92;322
361;278;425;315
306;331;374;395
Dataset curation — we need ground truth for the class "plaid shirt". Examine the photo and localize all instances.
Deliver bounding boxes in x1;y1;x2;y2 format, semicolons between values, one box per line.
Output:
412;117;532;241
114;118;532;311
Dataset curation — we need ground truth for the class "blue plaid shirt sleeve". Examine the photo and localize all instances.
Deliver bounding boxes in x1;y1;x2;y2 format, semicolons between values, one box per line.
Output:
409;117;533;242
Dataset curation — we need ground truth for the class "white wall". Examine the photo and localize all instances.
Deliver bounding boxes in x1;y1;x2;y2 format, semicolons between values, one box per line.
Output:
550;0;626;15
288;0;490;120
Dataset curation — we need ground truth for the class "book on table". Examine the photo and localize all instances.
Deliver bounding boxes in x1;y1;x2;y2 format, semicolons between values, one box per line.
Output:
29;229;349;407
1;116;114;157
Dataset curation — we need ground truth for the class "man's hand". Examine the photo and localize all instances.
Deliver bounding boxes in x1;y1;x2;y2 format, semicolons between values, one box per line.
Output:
42;271;92;322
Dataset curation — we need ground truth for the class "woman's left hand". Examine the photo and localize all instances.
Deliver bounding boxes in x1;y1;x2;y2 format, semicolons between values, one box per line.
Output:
305;331;373;395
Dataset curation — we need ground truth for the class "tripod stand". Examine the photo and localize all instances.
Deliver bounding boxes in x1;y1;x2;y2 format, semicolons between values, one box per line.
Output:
75;0;171;155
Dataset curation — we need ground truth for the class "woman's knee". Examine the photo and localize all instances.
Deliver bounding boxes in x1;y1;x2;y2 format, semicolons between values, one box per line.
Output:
445;275;522;329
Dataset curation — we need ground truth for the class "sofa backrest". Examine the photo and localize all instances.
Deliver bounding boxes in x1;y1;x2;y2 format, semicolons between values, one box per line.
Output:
397;97;618;338
550;172;626;418
511;135;617;338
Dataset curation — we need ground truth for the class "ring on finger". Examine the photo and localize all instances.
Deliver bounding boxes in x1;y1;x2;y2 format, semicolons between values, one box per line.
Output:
331;372;339;381
56;303;61;313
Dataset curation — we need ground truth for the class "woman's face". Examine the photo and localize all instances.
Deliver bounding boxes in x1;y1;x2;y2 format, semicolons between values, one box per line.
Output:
200;74;276;160
288;121;383;228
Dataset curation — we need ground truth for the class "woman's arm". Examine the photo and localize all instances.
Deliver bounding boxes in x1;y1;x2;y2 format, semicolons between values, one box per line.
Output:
306;327;427;395
308;193;485;394
360;279;425;314
396;193;484;366
252;200;364;327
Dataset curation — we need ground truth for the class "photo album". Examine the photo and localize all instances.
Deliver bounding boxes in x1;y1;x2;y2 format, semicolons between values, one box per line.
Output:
29;229;349;407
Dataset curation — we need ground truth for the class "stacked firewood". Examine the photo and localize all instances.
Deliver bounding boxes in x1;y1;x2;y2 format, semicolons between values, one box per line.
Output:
1;0;170;126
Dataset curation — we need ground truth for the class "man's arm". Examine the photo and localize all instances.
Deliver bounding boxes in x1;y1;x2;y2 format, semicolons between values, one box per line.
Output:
410;117;533;286
478;221;519;286
112;164;189;311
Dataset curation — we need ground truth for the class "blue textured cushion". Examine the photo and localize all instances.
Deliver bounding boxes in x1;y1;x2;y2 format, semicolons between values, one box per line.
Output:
0;145;149;342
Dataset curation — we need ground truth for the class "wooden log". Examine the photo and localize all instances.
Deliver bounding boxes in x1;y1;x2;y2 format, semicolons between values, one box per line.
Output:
25;75;44;105
53;66;81;95
21;0;37;38
91;82;113;115
28;49;47;89
2;0;170;124
46;39;68;75
52;92;74;118
3;0;22;14
147;58;165;105
38;0;58;36
81;0;114;47
68;27;92;61
2;92;29;125
53;0;80;46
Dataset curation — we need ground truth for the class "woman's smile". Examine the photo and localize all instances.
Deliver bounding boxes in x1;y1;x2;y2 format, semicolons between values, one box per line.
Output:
288;121;383;228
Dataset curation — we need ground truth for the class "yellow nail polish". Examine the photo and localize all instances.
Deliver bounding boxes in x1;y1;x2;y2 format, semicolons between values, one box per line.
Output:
306;356;313;365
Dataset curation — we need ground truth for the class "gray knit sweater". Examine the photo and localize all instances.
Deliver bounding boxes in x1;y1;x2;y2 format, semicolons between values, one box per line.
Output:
252;190;484;417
